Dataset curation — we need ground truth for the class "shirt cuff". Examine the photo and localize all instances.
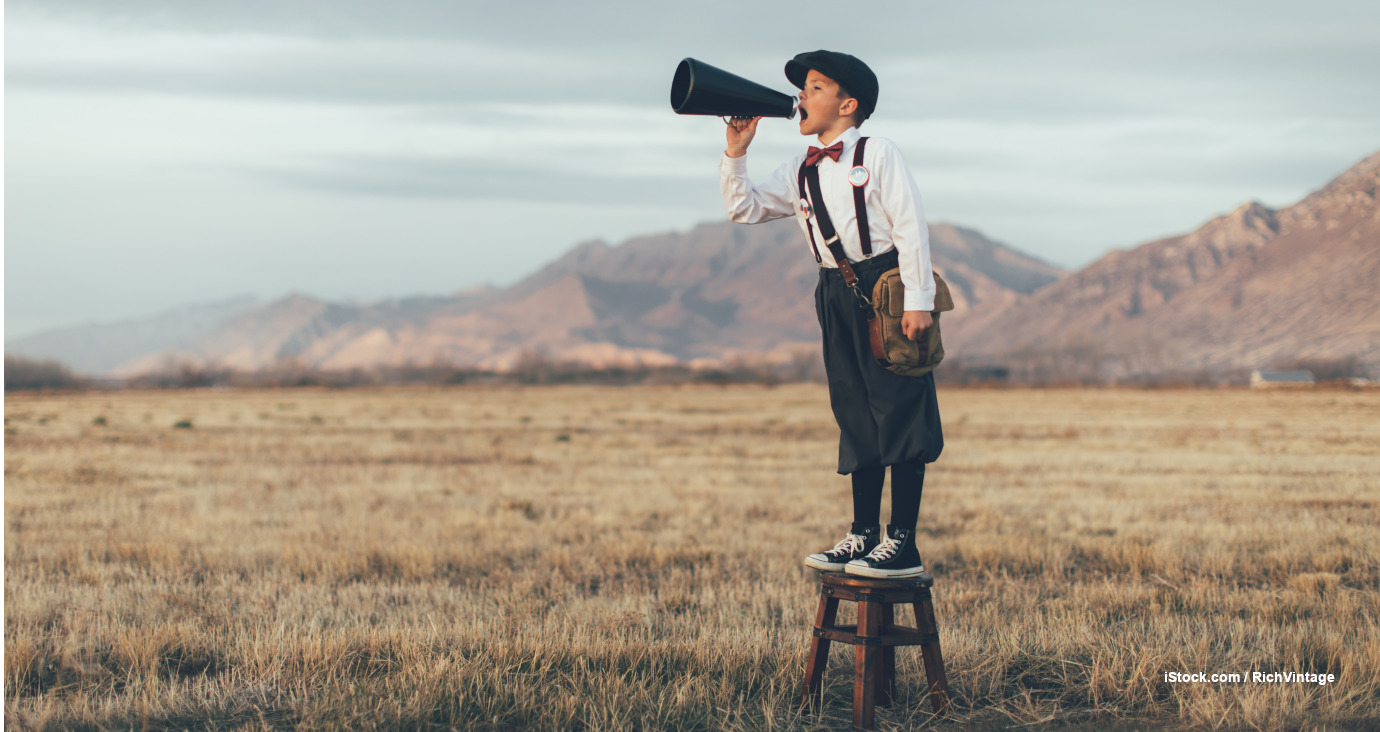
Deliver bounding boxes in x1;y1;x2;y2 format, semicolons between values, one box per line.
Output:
721;152;748;171
903;288;935;312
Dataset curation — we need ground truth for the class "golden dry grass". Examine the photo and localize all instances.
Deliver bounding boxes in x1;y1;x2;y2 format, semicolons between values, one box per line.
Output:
4;385;1379;731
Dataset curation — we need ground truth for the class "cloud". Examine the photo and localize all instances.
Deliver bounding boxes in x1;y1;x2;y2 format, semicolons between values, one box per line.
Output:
5;20;635;107
10;1;1379;125
247;154;714;208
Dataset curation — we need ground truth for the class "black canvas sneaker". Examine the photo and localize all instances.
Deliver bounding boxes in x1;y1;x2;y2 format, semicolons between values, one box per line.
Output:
804;524;882;571
845;525;926;578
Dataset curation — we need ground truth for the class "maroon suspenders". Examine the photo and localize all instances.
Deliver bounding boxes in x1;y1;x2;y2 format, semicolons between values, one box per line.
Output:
797;136;872;265
798;137;870;277
798;137;890;363
851;137;872;256
798;164;823;263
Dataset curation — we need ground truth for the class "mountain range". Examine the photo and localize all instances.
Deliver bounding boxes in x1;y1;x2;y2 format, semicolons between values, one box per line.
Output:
948;150;1380;375
6;221;1062;375
7;150;1376;378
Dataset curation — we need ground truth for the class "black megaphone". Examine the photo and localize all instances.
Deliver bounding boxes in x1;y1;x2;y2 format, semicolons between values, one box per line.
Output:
670;58;798;120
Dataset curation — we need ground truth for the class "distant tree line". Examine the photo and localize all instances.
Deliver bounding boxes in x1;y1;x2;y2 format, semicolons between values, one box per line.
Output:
109;351;825;389
1267;356;1369;382
5;349;1372;392
942;339;1372;388
4;355;86;391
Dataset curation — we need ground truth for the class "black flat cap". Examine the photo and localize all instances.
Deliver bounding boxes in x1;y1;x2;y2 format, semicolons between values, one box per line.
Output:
785;50;879;118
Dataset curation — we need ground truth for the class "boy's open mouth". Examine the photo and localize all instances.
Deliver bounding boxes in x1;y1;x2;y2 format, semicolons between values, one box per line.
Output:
799;107;809;121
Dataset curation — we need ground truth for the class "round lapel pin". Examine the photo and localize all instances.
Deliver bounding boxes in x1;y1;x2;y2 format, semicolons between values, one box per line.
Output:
848;165;870;187
799;198;812;216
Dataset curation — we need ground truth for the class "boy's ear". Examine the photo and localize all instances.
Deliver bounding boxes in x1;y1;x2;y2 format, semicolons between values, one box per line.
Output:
839;96;859;118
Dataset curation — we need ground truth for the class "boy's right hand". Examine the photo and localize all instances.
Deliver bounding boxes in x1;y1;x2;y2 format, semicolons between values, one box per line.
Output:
725;116;761;158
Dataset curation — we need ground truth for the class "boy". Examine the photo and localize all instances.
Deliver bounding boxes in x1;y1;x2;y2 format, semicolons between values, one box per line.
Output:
719;50;942;578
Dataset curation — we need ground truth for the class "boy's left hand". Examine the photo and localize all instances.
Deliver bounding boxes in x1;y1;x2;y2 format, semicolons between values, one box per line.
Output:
902;311;932;341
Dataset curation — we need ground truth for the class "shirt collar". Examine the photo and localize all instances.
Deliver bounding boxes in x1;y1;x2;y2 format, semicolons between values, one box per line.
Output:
816;126;861;152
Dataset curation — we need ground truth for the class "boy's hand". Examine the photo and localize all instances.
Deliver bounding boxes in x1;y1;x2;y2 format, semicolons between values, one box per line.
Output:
902;311;932;341
725;116;761;158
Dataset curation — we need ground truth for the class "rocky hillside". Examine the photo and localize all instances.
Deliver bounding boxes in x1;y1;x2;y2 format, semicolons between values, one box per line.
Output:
948;151;1380;374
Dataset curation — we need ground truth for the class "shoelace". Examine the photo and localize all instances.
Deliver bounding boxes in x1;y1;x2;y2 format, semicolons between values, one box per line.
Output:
825;533;866;558
865;535;901;561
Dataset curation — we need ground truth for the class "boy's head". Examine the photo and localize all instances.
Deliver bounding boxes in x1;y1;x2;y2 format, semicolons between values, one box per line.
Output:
785;50;878;135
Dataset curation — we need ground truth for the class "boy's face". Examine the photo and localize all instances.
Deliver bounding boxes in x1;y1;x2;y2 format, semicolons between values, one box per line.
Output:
797;69;858;137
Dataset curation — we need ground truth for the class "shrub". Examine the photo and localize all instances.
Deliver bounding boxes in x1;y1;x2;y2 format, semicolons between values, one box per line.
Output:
4;355;84;391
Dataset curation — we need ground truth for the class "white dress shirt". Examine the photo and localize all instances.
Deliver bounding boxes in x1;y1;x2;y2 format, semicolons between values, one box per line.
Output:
720;126;936;312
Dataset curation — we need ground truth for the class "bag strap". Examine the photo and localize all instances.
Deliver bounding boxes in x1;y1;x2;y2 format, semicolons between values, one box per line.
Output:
803;165;858;283
852;137;872;256
802;161;875;318
802;164;839;246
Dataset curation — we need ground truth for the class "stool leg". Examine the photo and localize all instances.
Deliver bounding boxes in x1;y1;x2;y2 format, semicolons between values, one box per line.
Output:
854;597;881;730
912;595;951;716
877;599;899;707
877;603;895;708
799;587;839;710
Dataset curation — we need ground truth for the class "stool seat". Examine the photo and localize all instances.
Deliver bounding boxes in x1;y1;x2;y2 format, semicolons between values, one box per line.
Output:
800;570;950;730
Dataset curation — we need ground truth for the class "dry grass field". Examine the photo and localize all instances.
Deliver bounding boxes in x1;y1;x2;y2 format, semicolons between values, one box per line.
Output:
4;385;1379;731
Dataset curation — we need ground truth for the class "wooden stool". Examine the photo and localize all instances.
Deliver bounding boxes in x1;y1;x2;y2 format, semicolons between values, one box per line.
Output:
799;571;950;730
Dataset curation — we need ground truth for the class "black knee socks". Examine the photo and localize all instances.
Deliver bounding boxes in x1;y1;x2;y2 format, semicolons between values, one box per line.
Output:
851;465;885;526
851;460;925;530
890;459;925;530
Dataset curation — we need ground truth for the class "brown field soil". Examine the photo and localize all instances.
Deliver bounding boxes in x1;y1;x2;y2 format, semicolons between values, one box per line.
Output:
4;385;1379;731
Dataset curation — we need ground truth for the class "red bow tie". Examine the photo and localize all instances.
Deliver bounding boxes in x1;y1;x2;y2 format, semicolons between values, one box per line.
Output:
805;142;844;166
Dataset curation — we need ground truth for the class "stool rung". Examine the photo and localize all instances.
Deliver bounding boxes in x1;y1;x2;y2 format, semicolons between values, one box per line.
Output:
813;624;940;647
825;588;931;603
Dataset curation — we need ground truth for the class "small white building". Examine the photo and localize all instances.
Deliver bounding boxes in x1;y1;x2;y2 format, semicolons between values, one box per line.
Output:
1250;370;1316;389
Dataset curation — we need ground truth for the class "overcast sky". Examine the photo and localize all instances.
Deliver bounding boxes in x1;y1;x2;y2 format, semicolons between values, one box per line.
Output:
5;1;1379;338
